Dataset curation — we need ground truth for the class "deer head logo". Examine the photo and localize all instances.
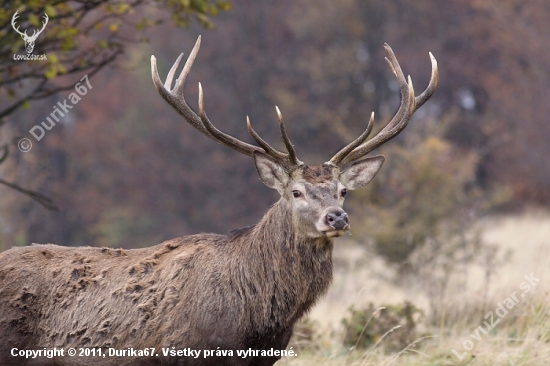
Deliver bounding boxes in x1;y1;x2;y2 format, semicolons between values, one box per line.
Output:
11;11;49;54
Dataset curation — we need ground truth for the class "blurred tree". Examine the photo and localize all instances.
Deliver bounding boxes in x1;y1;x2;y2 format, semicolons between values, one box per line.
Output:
388;0;550;203
0;0;231;208
2;0;549;255
352;118;491;266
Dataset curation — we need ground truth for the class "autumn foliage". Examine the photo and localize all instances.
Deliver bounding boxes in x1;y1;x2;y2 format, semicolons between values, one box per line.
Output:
1;0;549;256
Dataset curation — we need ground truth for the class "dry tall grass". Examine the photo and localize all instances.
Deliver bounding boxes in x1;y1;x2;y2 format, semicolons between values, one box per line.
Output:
277;210;550;365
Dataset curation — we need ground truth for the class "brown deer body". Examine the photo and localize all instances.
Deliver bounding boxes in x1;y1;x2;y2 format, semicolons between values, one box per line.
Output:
0;37;437;366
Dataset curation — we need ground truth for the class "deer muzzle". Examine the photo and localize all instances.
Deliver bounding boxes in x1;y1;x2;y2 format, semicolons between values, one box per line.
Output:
318;207;349;238
326;209;349;230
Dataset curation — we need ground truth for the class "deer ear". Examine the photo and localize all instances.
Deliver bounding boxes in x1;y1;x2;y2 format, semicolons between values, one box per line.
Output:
253;151;289;193
339;155;385;190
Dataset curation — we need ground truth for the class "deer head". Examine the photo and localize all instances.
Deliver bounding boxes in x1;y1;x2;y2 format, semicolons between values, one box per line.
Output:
11;11;49;54
151;37;438;240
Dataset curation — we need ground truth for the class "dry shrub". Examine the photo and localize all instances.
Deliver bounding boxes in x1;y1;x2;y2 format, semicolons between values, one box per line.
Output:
288;317;321;353
341;301;424;353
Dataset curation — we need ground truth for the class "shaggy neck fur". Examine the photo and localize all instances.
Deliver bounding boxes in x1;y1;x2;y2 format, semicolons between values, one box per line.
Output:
230;198;334;338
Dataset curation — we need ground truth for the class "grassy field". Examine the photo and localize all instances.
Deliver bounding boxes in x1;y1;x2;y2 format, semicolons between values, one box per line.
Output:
277;210;550;365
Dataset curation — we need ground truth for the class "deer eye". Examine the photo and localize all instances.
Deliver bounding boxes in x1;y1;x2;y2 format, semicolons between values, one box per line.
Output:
292;190;302;198
341;188;347;197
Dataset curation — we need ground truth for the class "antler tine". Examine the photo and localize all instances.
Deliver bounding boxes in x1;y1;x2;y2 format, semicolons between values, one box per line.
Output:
246;117;288;160
151;52;212;139
414;52;438;110
173;36;201;95
331;44;437;167
38;13;48;33
275;107;302;166
340;76;414;166
152;37;306;164
164;53;184;90
152;37;263;156
198;83;264;156
28;12;49;40
327;112;374;166
334;44;412;166
11;11;25;36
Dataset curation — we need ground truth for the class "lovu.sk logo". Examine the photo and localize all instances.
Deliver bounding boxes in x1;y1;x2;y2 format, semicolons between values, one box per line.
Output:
11;11;49;60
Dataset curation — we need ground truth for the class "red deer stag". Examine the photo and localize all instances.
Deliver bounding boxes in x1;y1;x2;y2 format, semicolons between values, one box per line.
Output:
0;37;437;366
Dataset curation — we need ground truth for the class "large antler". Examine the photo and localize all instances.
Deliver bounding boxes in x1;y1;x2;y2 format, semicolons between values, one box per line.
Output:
11;11;26;38
327;44;438;167
151;36;302;167
30;13;49;40
11;12;49;40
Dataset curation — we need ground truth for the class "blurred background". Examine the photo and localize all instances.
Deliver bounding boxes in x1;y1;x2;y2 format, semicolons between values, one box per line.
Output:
1;0;550;363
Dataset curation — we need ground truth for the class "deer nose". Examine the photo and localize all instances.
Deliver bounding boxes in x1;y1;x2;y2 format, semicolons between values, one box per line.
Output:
326;209;349;230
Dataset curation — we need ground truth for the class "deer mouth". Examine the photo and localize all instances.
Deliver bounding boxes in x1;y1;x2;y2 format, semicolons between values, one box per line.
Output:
322;227;349;238
317;213;350;239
